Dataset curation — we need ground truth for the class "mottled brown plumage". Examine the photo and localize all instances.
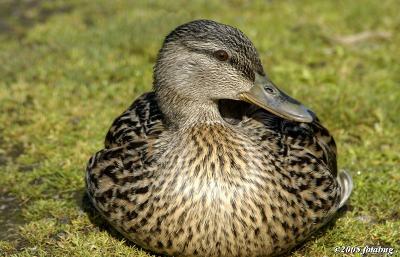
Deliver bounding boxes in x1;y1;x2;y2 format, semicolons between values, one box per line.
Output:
86;20;352;257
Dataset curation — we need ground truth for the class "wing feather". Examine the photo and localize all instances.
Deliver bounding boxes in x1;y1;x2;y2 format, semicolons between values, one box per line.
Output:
86;92;164;219
105;92;164;148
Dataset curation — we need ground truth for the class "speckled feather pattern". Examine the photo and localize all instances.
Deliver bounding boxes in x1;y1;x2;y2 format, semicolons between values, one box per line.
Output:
86;19;352;257
86;92;343;257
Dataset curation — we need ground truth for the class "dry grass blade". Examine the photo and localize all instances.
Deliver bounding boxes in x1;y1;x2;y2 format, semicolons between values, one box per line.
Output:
330;31;392;45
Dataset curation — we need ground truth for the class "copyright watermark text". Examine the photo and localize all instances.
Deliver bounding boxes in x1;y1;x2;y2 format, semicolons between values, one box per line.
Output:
334;245;395;255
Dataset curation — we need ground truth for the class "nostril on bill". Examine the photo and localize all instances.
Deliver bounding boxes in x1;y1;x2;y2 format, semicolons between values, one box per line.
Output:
264;86;275;94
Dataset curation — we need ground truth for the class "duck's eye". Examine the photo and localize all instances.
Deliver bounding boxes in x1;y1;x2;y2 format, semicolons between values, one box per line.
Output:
214;50;229;61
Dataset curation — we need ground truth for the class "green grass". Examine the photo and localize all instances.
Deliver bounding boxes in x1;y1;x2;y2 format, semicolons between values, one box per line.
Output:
0;0;399;256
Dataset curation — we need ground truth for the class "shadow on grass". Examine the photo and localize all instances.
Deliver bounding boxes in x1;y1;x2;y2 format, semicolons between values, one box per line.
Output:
0;0;73;38
0;193;25;242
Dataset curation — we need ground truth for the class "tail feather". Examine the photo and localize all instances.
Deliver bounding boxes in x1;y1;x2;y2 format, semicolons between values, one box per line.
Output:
337;170;353;208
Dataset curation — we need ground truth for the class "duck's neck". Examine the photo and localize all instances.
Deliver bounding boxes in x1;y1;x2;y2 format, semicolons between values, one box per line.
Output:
155;90;225;129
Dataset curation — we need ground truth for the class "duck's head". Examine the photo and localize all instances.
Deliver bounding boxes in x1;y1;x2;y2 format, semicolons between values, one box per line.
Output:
154;20;313;127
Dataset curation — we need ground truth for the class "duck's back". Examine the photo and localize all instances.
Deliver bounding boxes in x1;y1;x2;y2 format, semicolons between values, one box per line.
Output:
86;92;351;257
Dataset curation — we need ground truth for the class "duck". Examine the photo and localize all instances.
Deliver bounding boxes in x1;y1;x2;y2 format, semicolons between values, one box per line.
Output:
85;19;352;257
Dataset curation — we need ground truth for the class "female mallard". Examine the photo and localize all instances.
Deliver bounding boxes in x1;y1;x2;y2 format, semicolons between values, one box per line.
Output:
86;20;352;257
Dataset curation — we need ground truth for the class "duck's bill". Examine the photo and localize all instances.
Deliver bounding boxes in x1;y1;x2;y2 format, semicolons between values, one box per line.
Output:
239;75;314;123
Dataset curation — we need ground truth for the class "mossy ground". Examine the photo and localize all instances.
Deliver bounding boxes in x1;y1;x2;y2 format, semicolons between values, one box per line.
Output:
0;1;399;256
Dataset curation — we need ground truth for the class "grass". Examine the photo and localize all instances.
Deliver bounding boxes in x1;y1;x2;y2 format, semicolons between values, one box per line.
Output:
0;0;399;256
